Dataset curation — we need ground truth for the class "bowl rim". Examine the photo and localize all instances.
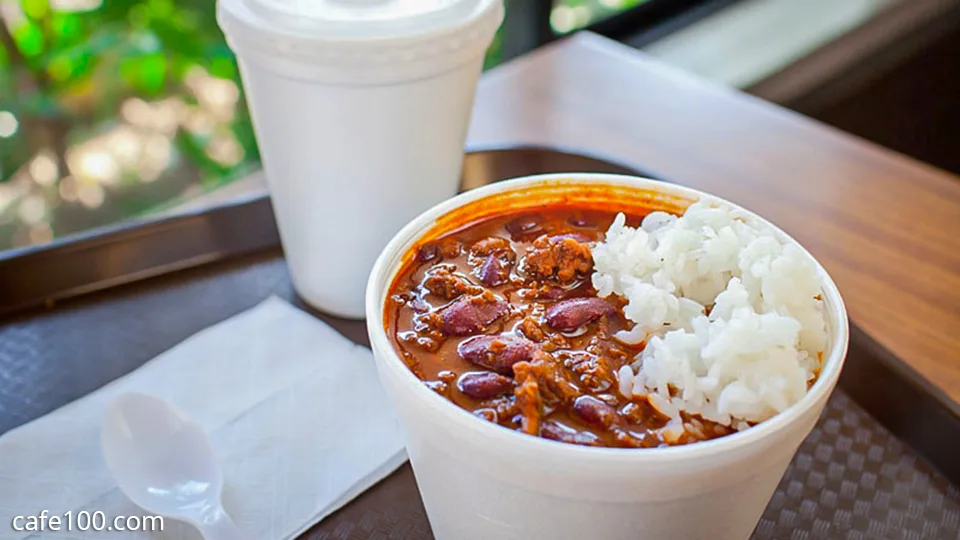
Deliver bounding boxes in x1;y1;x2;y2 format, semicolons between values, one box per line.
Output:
365;173;850;465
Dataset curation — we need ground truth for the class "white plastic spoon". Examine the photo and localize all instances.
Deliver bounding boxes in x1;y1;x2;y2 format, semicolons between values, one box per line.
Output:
101;392;241;540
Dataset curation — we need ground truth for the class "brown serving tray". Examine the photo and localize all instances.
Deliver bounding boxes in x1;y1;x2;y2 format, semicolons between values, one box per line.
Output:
1;147;958;539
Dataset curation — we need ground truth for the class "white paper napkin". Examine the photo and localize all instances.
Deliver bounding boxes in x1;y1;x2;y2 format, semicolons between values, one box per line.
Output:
0;297;408;539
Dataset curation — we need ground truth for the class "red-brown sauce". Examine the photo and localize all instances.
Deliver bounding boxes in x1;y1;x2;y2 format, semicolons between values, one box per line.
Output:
385;205;735;448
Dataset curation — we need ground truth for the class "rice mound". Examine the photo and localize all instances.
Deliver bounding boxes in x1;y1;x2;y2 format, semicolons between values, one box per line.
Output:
591;201;827;430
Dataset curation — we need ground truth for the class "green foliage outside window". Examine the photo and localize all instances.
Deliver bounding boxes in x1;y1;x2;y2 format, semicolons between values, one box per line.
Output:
0;0;635;250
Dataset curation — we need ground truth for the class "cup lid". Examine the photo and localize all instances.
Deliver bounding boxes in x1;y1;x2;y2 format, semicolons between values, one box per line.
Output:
238;0;496;40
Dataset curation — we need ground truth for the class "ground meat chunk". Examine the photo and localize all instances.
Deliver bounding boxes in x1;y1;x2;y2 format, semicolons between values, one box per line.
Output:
399;350;425;379
560;352;615;392
518;285;567;300
439;238;463;258
422;265;480;299
586;333;633;364
522;235;593;284
411;311;445;341
391;293;431;314
514;351;587;436
539;330;569;353
486;395;520;426
471;236;513;257
619;399;670;431
514;378;542;435
612;429;661;448
398;330;441;353
513;350;581;410
516;317;545;342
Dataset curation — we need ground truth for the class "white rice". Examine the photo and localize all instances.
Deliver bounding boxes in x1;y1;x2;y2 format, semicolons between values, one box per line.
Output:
591;201;827;428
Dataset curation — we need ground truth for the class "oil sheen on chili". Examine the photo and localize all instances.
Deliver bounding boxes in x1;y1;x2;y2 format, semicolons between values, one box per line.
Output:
385;206;734;448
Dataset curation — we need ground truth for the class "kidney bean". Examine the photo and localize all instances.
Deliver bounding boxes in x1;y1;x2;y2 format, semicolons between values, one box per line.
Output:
567;215;596;228
537;286;567;300
408;295;431;313
477;255;512;286
574;395;617;429
505;216;543;238
540;422;599;446
458;372;515;399
415;243;439;263
441;294;508;336
544;297;616;332
457;334;536;373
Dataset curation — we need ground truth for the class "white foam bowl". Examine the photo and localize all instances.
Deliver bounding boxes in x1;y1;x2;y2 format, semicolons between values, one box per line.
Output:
366;174;849;540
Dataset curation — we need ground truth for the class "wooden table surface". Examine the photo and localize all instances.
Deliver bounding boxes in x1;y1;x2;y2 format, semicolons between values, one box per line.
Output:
468;32;960;404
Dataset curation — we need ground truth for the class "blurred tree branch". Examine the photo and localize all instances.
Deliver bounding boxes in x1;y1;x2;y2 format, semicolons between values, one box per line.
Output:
0;17;49;94
0;17;69;181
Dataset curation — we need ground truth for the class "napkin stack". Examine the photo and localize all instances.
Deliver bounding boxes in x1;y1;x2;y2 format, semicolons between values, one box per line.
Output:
0;297;407;539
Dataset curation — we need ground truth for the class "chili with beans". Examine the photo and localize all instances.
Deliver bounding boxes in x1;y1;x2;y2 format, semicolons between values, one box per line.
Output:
385;207;735;448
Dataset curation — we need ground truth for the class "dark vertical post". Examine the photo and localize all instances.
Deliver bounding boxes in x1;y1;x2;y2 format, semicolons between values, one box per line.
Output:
500;0;555;62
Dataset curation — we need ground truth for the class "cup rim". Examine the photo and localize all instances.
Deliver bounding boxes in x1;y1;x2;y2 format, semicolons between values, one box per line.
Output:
365;173;849;465
217;0;503;64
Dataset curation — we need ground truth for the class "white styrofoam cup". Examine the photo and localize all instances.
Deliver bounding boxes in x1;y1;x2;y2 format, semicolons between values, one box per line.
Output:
366;174;849;540
218;0;503;318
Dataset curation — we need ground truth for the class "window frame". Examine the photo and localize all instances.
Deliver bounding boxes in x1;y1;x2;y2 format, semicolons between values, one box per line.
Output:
499;0;742;61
